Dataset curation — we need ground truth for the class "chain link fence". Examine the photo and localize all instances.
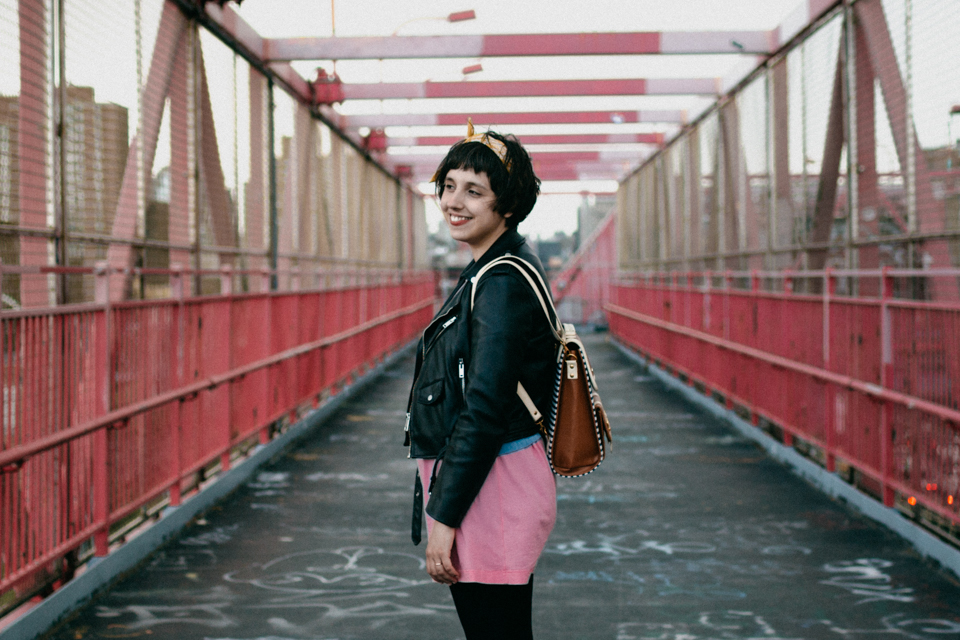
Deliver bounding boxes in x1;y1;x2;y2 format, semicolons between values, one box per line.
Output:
618;0;960;299
0;0;428;309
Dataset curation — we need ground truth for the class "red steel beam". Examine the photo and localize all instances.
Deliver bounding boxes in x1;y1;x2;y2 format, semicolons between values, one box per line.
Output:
106;1;190;300
392;150;650;163
397;157;646;181
855;0;953;292
263;30;776;61
388;133;664;146
266;0;841;61
169;25;194;283
403;157;640;172
18;0;50;307
388;150;647;164
407;164;635;183
246;68;269;280
342;110;688;128
855;0;940;233
342;78;720;100
202;2;312;102
807;43;845;273
771;59;792;250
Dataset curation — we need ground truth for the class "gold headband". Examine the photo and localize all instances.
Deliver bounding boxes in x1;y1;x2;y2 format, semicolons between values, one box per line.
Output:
431;118;509;182
463;118;509;166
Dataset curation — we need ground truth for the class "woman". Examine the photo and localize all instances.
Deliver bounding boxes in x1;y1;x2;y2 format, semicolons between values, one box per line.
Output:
404;120;558;639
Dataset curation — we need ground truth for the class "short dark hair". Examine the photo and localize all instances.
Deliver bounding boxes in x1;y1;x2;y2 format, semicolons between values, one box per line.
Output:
433;130;541;228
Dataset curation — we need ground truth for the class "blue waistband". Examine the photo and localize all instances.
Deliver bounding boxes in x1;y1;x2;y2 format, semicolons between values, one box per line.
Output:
498;434;541;456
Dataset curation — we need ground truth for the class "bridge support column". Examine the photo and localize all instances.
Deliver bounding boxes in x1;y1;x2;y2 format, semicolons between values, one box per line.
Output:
18;0;52;307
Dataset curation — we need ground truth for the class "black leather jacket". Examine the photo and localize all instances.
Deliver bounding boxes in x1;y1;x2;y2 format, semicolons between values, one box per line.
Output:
404;229;557;528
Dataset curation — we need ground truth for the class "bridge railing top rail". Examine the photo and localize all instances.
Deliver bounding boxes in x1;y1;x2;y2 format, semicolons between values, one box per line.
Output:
0;264;437;317
616;267;960;306
616;267;960;280
0;264;434;278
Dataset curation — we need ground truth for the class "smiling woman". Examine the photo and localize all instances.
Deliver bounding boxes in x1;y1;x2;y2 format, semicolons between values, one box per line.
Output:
404;121;557;640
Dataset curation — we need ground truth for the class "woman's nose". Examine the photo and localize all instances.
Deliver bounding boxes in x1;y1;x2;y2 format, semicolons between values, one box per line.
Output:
444;187;464;208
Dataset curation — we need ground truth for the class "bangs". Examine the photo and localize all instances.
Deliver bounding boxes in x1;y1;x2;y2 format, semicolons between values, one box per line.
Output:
434;141;508;199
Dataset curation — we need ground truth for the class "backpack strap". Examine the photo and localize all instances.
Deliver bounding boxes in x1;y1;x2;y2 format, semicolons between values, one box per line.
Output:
516;383;543;425
469;255;563;427
471;256;564;342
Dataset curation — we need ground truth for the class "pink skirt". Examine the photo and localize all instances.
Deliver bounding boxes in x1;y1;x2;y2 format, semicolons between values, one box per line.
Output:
417;440;557;584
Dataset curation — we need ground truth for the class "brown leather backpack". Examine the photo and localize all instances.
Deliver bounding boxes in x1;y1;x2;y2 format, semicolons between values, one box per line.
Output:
471;256;612;477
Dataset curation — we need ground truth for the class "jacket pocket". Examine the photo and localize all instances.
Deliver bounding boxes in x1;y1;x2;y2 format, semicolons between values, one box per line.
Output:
417;379;445;405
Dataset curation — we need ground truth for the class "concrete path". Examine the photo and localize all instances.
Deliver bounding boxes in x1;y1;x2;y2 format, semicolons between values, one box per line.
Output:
45;334;960;640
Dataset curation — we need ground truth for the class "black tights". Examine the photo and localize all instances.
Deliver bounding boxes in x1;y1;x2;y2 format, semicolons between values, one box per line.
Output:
449;576;534;640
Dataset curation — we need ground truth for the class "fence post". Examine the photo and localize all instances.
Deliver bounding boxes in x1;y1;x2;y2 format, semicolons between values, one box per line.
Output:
724;270;733;343
699;270;712;398
670;271;679;325
260;267;272;445
748;270;760;423
261;268;271;294
93;262;111;556
170;265;185;506
291;267;301;292
703;269;712;333
782;269;794;447
879;266;895;506
685;272;696;388
750;269;760;347
220;265;233;296
824;268;837;472
220;265;233;473
724;271;734;408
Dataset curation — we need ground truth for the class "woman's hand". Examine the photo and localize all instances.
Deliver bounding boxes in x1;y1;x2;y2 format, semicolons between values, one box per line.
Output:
425;522;460;585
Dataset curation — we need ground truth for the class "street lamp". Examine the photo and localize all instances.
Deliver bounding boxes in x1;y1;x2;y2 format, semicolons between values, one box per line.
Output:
949;105;960;169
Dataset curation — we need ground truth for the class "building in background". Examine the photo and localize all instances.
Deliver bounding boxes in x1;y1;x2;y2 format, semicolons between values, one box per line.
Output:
0;95;21;307
577;193;615;250
535;231;576;272
63;86;129;302
0;87;128;305
142;166;171;298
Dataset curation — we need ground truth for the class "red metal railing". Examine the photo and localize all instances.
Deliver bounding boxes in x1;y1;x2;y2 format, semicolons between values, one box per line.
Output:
0;265;435;602
609;268;960;528
551;213;616;326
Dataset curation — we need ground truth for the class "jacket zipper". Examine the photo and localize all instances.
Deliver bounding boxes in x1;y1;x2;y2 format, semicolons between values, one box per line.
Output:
412;278;467;380
458;358;465;396
406;276;473;457
406;314;459;455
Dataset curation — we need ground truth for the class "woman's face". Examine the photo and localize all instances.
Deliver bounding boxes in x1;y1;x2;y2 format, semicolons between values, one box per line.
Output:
440;168;512;260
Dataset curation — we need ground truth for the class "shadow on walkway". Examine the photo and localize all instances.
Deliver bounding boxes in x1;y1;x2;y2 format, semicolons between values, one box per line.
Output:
46;334;960;639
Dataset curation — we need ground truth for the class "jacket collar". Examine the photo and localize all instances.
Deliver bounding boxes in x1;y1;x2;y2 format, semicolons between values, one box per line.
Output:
459;229;526;282
434;230;526;318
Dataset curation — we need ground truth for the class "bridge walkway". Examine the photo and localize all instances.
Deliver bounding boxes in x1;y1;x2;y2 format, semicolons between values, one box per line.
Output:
42;334;960;640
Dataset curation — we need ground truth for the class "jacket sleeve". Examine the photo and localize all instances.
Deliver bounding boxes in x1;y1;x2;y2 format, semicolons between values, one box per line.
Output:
425;270;534;527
